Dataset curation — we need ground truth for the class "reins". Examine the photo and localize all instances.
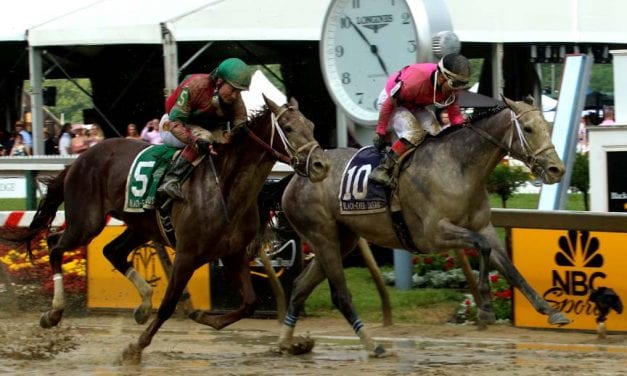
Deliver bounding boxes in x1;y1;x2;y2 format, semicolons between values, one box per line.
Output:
465;106;555;170
242;105;320;177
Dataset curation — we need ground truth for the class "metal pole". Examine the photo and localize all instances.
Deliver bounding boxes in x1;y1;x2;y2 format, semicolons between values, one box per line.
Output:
393;249;413;290
28;46;44;156
25;170;37;210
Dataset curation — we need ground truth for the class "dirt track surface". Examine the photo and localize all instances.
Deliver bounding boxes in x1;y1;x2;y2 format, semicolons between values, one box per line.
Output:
0;312;625;375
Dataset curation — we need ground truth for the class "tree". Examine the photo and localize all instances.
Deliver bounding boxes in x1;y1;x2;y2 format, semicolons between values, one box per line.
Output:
487;163;531;208
570;152;590;211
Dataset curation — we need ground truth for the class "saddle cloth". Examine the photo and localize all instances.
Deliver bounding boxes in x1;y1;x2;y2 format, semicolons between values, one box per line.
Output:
339;146;388;215
124;145;178;213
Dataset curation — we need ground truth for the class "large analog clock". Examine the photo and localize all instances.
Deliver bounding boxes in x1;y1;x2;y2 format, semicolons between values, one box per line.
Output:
320;0;451;126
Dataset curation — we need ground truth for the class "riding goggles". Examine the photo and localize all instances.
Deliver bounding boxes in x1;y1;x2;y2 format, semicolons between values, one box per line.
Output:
437;60;470;89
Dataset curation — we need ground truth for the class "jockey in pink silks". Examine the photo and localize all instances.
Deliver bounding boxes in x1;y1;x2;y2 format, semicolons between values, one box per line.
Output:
369;53;471;187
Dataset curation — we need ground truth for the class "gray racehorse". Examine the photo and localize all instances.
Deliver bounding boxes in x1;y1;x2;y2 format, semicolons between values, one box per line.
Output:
277;97;570;357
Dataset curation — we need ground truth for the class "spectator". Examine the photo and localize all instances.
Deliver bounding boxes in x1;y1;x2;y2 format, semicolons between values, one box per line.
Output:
140;118;163;145
44;128;58;155
88;123;105;147
599;106;616;126
14;121;32;148
71;126;89;154
58;123;73;156
125;123;141;140
9;133;31;156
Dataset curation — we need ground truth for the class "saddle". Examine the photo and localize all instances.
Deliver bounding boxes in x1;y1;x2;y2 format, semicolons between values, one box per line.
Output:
124;145;180;247
339;146;418;250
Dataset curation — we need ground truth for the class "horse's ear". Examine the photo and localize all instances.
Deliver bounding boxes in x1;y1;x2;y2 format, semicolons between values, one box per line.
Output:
288;97;299;110
501;95;522;112
262;93;280;113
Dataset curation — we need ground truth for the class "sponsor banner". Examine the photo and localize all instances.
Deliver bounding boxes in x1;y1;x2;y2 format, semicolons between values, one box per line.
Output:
512;229;627;331
87;226;210;310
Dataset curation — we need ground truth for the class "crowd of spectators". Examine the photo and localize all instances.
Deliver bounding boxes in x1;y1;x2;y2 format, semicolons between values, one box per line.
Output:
1;117;164;157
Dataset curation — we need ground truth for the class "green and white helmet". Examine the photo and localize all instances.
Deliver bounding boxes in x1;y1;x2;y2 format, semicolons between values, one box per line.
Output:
215;58;253;90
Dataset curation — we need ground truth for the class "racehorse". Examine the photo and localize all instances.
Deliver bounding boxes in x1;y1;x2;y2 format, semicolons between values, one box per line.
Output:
276;97;570;356
0;96;329;364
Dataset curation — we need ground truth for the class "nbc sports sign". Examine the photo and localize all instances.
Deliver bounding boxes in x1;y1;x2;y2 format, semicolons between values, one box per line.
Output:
512;229;626;331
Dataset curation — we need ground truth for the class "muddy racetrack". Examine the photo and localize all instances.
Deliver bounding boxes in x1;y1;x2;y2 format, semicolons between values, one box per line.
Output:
0;311;625;375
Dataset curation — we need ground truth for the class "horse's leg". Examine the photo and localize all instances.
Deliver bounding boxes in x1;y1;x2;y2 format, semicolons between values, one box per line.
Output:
278;257;327;352
188;250;258;329
436;220;496;325
480;225;570;325
121;252;197;365
41;220;106;328
103;228;153;324
296;230;386;357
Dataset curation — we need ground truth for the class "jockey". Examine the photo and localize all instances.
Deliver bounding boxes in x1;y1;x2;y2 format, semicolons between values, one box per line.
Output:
369;53;471;187
158;57;253;200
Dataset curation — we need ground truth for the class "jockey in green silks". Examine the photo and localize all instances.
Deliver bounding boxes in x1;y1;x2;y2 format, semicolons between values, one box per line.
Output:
158;58;253;201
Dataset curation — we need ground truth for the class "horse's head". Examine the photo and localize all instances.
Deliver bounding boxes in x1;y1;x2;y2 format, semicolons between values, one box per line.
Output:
502;96;565;184
261;95;330;182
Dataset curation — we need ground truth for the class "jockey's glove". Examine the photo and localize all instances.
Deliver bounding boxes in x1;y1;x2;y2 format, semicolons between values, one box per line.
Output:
373;134;389;152
195;139;213;155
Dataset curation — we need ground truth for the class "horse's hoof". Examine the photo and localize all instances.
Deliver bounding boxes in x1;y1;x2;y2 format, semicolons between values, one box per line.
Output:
477;309;496;325
120;343;142;365
133;305;151;325
188;309;203;322
280;336;315;355
370;344;388;358
40;310;61;329
548;311;571;326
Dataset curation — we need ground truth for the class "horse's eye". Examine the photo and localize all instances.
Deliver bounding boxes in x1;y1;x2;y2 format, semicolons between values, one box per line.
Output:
284;125;293;132
524;126;532;133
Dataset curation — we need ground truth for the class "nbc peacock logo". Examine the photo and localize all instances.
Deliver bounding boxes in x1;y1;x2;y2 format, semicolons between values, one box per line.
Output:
543;230;607;315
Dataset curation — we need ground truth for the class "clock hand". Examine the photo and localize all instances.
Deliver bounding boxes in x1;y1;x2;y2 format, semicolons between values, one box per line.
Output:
346;16;389;76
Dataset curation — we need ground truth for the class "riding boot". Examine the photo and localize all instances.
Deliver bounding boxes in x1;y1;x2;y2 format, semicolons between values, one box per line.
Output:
158;153;194;200
369;150;401;187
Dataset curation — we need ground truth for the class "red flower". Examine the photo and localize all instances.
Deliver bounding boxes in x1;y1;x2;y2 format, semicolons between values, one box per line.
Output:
464;248;479;258
490;274;500;283
412;256;420;265
423;256;433;265
495;289;512;299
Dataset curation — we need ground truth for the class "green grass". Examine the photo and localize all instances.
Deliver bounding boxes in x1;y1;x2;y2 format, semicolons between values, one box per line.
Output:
489;192;587;210
304;267;464;324
0;198;35;211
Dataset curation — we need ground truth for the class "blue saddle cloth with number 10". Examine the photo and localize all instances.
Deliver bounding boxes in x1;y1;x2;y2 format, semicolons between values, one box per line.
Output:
339;146;388;215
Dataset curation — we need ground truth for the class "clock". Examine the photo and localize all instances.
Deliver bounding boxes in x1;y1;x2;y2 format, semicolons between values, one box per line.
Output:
320;0;453;126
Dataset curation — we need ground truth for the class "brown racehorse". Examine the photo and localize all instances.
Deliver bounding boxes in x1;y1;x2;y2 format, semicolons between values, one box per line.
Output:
275;97;570;356
0;96;329;364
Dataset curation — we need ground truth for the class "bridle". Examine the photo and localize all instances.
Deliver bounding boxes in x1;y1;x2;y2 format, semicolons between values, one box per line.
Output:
466;107;555;178
242;105;320;177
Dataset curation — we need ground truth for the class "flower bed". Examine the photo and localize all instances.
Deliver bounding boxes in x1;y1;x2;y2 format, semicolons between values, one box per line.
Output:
0;233;86;313
383;249;513;323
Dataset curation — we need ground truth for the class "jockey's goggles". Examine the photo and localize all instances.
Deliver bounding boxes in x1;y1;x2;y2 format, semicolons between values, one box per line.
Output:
437;60;470;89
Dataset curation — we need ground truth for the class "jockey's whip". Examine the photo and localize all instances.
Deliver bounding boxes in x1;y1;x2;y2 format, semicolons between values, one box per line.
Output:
208;154;230;223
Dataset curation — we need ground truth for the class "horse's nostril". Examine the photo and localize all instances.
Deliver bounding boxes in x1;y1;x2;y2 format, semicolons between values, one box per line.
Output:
549;166;564;176
313;161;326;170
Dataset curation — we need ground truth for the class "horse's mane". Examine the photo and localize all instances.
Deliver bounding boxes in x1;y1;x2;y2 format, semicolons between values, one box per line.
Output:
424;104;509;142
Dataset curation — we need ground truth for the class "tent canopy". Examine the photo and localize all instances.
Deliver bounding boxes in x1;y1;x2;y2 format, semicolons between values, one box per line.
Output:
22;0;627;47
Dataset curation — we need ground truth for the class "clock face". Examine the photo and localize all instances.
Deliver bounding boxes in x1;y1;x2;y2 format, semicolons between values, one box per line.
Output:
321;0;419;125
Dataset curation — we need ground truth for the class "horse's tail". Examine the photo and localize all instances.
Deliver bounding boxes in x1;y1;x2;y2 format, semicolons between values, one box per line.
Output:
0;167;68;259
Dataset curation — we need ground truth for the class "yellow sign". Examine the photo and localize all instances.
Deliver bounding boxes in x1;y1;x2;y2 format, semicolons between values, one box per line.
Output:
87;226;210;310
512;229;626;331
